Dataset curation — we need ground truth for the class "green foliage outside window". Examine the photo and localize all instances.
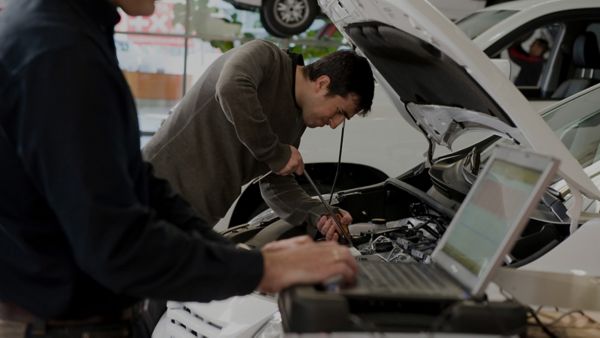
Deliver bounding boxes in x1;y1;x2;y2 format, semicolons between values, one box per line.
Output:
287;26;344;61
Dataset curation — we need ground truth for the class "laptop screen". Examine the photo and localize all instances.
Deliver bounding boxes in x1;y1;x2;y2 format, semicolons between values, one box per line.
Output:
432;146;559;296
439;157;544;277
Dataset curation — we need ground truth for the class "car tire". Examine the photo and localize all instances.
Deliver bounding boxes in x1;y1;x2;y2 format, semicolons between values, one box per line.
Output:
260;0;319;37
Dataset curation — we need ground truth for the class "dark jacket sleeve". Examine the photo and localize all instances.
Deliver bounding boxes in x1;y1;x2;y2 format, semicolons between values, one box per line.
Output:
16;43;262;302
259;174;328;226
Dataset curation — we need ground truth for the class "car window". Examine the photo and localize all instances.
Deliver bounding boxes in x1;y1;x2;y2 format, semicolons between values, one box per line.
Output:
542;87;600;168
456;10;516;39
491;24;561;94
489;19;600;101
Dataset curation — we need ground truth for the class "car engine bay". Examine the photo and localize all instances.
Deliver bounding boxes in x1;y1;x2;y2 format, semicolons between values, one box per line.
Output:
223;158;571;267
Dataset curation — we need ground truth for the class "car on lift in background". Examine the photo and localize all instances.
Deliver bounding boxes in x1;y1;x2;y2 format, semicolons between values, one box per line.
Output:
223;0;320;37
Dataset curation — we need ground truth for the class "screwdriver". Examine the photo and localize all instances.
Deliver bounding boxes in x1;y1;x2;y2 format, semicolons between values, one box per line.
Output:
303;169;356;249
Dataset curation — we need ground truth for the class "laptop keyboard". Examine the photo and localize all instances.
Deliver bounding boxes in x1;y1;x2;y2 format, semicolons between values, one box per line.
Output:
357;261;454;294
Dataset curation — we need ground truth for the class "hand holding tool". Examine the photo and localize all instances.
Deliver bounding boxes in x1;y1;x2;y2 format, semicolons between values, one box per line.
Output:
303;170;355;248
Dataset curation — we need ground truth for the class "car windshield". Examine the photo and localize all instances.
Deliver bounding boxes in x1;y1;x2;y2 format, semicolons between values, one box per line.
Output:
542;86;600;169
456;10;517;39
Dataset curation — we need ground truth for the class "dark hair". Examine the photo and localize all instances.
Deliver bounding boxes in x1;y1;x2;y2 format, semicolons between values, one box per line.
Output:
303;50;374;115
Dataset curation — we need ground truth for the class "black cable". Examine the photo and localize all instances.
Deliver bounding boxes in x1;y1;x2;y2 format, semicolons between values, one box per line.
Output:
422;224;441;239
328;119;345;204
499;288;558;338
412;219;441;239
527;306;559;338
545;310;586;326
409;215;441;238
423;216;447;234
432;217;448;233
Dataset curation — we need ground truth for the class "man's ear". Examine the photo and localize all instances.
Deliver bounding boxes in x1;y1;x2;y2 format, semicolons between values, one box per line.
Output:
315;75;331;92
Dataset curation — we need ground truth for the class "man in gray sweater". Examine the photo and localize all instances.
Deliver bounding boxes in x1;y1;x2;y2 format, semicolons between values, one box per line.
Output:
143;39;374;240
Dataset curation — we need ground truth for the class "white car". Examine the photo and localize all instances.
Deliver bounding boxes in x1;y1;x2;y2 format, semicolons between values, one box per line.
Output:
155;0;600;335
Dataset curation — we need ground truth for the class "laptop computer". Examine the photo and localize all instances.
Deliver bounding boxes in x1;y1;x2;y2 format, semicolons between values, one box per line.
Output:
279;145;559;332
347;144;560;301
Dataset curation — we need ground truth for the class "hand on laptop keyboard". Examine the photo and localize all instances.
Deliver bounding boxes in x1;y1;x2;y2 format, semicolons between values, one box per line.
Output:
257;235;358;293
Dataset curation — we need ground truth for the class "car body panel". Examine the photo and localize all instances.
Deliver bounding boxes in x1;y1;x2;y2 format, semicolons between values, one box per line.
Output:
318;0;600;199
153;294;278;338
224;0;261;10
471;0;600;49
428;0;488;21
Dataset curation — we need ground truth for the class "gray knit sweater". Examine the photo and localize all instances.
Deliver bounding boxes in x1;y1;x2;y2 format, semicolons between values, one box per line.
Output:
143;40;326;226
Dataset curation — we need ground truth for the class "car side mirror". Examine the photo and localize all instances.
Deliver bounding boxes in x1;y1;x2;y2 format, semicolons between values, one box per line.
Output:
490;59;511;79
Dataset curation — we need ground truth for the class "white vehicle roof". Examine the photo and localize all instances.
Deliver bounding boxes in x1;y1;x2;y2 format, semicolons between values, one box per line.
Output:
470;0;600;49
483;0;599;11
318;0;600;200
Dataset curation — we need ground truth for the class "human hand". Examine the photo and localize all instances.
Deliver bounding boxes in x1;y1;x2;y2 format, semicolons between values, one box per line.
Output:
257;237;357;293
261;235;313;252
316;208;352;242
276;145;304;176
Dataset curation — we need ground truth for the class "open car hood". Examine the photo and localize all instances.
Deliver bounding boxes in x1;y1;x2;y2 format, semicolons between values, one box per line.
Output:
318;0;600;200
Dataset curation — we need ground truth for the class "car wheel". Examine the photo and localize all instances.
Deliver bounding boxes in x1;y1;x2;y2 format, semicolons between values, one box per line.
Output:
260;0;319;37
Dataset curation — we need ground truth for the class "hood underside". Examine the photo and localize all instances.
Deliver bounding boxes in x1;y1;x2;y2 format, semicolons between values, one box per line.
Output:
345;22;524;149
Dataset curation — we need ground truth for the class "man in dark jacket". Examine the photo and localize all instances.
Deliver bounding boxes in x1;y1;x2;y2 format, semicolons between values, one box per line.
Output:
0;0;357;336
